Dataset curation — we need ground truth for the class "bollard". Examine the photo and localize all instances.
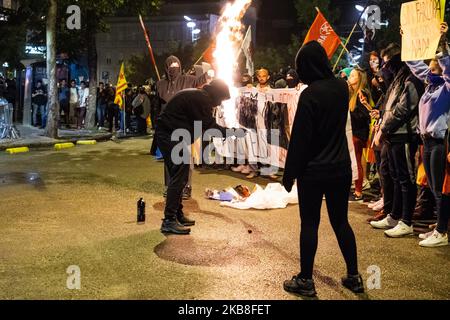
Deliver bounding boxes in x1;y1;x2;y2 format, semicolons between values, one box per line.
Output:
5;147;30;154
76;140;97;145
54;142;75;150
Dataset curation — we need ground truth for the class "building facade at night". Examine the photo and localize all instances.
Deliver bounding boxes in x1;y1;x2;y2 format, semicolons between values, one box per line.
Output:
96;14;220;84
96;0;258;83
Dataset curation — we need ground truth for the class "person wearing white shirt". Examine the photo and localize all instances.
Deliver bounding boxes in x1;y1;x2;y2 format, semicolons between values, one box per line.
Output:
77;81;89;129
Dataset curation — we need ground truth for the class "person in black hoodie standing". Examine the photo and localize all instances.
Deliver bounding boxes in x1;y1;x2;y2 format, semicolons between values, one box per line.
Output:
282;41;364;297
153;55;213;199
156;80;235;235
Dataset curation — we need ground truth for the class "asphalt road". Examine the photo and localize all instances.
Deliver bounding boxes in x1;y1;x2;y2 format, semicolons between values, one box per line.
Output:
0;137;448;300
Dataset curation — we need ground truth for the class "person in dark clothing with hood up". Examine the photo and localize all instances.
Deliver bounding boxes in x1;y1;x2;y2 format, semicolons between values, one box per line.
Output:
153;55;214;200
282;41;363;297
286;69;300;88
156;79;239;235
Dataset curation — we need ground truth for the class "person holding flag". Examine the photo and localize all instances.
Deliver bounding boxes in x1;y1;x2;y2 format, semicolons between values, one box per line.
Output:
114;63;129;133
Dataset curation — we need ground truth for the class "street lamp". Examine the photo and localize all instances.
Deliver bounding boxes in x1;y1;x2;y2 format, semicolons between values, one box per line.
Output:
185;15;198;43
355;5;365;12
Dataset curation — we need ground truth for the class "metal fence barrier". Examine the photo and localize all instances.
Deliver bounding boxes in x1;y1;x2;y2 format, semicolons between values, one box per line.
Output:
0;98;20;139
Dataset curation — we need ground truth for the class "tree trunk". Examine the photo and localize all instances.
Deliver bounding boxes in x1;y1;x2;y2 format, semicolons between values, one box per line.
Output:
44;0;58;138
85;20;98;130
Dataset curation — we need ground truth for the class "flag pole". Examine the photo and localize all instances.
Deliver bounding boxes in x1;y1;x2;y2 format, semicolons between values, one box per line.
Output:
331;0;369;72
193;53;204;66
139;15;161;81
332;22;359;72
123;90;126;135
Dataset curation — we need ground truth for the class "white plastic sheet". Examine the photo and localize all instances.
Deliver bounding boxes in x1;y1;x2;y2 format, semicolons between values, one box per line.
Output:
220;183;298;210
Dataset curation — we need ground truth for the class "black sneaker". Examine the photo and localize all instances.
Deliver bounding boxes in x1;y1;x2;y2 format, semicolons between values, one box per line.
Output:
349;193;363;202
177;214;195;227
283;275;317;297
342;274;365;293
160;219;191;235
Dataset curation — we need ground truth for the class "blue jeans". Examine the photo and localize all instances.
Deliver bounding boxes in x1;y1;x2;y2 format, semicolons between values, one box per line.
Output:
96;104;106;127
423;137;448;233
32;103;47;128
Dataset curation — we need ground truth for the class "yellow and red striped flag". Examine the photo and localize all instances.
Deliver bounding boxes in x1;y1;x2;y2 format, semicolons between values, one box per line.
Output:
114;63;128;109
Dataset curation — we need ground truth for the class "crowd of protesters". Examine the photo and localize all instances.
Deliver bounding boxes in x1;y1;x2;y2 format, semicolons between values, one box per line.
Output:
339;22;450;249
54;79;153;134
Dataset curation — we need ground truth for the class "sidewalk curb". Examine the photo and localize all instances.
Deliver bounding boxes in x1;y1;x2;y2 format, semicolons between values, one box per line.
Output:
0;133;113;151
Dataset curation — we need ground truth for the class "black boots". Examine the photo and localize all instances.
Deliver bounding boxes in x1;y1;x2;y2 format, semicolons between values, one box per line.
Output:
283;275;317;297
342;274;365;293
160;212;195;235
284;274;365;297
177;213;195;226
160;219;190;235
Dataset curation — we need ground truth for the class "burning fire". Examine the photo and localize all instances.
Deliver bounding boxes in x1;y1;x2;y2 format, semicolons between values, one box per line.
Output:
213;0;252;127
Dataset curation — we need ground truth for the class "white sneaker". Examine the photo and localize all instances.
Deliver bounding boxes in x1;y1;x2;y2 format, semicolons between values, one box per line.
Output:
419;230;448;247
231;165;245;173
419;230;435;240
372;199;384;212
384;221;414;238
240;165;251;175
370;215;398;229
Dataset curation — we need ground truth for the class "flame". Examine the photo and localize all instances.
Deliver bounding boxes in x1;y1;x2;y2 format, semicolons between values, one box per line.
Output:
213;0;252;128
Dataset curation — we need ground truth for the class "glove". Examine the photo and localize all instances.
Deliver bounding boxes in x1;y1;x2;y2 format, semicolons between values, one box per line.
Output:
282;175;294;193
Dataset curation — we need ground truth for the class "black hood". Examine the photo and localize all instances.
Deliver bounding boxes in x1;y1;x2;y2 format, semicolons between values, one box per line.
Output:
165;55;182;81
203;79;230;107
295;41;334;85
286;69;299;88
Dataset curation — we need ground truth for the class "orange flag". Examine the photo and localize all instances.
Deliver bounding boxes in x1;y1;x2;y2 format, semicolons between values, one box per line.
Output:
202;41;216;64
303;10;341;59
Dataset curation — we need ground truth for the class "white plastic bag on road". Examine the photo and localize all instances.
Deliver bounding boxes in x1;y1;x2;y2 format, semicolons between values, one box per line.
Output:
220;183;298;210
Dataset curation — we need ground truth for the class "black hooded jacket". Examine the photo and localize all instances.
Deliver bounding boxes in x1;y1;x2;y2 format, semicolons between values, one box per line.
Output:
284;41;352;182
156;80;230;144
156;55;209;106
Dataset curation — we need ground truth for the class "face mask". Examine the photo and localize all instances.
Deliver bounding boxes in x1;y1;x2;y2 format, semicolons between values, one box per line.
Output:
286;79;298;88
427;73;444;86
168;67;180;80
370;60;379;70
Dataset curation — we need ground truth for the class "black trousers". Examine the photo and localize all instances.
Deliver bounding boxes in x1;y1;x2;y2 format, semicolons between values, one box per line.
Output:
297;175;359;280
156;129;190;220
136;116;147;134
107;105;119;132
385;140;418;224
423;137;448;233
379;142;393;213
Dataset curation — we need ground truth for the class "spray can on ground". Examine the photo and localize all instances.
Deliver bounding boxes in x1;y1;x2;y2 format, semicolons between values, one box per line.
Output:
137;198;146;223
